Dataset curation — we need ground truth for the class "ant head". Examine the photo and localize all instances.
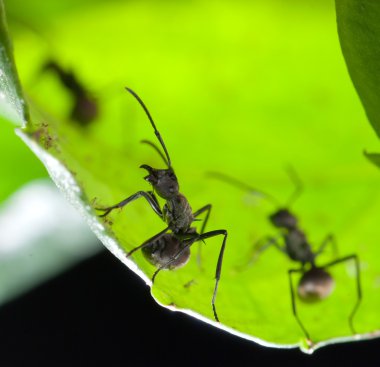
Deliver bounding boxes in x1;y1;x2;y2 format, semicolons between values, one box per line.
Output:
298;267;335;303
269;209;298;229
140;164;179;199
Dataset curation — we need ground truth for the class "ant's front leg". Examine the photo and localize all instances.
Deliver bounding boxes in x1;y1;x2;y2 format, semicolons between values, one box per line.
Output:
96;191;163;218
315;234;338;258
232;235;284;272
245;235;285;266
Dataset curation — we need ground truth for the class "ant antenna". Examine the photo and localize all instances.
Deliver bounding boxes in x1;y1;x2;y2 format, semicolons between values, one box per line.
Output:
284;165;303;207
207;172;280;207
125;87;172;168
141;139;170;167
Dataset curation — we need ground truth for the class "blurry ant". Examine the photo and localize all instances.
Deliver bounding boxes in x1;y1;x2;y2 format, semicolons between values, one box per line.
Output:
42;60;99;125
209;169;361;342
96;88;228;322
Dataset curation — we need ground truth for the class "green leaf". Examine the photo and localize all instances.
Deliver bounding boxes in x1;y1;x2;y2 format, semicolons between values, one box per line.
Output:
365;151;380;167
0;0;26;125
0;0;47;199
7;0;380;353
0;0;99;305
335;1;380;140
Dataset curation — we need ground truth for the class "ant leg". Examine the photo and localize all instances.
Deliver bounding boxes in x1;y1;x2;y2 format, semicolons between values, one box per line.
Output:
192;204;212;268
193;204;212;234
198;230;228;322
206;172;279;206
147;190;161;209
288;268;312;342
249;235;286;264
234;236;284;271
321;254;362;334
96;191;162;218
151;229;228;322
315;234;338;258
127;226;170;257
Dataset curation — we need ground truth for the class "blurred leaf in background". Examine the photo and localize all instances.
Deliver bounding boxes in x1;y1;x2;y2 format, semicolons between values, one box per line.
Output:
335;1;380;169
0;0;100;307
2;0;380;353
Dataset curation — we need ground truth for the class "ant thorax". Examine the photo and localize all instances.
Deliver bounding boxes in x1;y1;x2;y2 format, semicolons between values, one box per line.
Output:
141;164;194;232
163;193;194;233
284;228;315;264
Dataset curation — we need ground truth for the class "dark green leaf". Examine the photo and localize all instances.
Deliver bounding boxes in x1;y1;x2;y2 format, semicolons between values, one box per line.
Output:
336;0;380;138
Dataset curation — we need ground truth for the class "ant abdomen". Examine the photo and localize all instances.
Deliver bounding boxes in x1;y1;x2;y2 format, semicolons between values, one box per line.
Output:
298;267;335;303
142;234;190;269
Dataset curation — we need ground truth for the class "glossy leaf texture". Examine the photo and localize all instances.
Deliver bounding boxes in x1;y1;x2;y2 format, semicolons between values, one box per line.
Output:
5;0;380;352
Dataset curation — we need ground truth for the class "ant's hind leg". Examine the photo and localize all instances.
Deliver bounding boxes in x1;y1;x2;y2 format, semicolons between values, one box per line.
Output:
96;191;163;218
322;254;362;334
288;268;312;343
151;229;227;322
197;229;228;322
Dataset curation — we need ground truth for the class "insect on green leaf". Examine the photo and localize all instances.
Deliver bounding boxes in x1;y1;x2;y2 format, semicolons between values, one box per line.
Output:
3;0;380;354
336;0;380;168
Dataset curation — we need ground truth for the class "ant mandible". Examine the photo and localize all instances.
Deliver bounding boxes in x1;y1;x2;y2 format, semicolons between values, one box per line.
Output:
209;169;362;342
96;88;228;322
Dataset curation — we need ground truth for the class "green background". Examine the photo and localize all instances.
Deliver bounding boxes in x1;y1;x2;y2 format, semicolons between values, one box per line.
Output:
2;0;380;352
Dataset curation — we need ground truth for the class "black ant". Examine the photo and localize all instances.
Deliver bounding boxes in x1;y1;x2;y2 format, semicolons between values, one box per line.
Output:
209;169;362;343
42;60;99;125
96;88;228;322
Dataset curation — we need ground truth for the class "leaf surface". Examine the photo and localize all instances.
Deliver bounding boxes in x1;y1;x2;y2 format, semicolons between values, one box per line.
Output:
6;0;380;352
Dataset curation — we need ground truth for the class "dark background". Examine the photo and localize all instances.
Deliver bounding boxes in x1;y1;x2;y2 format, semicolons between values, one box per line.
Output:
0;247;377;367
